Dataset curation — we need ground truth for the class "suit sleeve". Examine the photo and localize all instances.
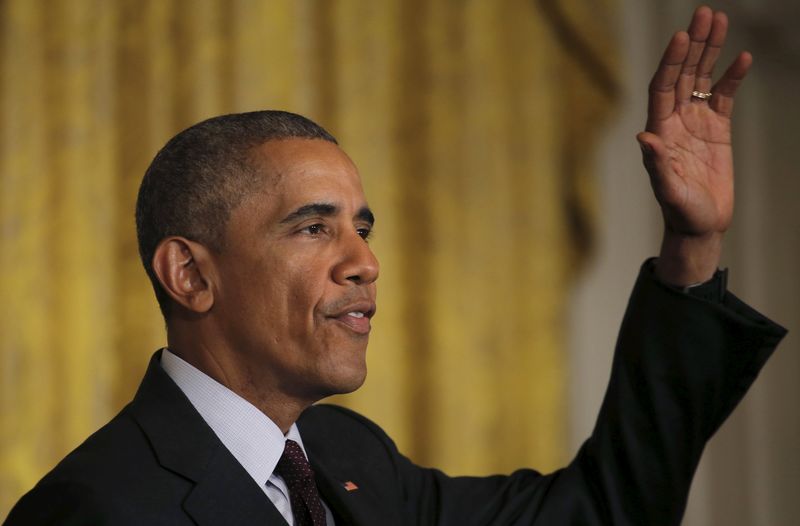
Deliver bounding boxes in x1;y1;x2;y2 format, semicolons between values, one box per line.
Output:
383;260;786;525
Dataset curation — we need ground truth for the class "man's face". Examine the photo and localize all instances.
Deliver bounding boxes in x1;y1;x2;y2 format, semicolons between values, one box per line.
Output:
211;139;378;403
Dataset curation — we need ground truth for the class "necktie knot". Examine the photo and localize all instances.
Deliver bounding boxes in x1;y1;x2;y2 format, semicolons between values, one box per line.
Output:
276;439;315;483
275;439;326;526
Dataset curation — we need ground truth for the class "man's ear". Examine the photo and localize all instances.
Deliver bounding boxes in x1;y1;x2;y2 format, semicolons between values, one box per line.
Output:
151;237;215;314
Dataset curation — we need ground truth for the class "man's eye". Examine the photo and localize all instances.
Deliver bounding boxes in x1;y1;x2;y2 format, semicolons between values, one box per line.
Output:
357;228;372;240
303;224;325;235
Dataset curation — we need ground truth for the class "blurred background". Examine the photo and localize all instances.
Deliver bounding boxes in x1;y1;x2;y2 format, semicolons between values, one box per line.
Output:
0;0;797;523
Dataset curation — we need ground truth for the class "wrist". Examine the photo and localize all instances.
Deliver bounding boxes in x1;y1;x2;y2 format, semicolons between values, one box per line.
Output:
655;229;723;287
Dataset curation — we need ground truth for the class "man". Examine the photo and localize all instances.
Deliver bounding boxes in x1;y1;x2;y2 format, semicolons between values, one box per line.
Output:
5;6;787;525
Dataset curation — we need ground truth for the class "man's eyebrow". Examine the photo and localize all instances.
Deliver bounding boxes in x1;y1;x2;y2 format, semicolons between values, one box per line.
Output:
280;203;338;224
356;206;375;226
279;203;375;226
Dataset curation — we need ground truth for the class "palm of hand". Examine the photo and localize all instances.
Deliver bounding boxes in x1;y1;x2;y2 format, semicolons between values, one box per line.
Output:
651;104;734;236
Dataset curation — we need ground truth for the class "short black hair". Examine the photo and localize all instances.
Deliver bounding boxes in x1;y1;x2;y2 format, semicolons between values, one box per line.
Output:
135;110;338;319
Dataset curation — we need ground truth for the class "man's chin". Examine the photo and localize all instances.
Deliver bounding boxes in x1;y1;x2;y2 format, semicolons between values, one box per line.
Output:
332;366;368;395
315;364;368;400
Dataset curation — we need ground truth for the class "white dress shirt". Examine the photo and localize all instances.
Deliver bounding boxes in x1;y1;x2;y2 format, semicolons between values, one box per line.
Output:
160;349;335;526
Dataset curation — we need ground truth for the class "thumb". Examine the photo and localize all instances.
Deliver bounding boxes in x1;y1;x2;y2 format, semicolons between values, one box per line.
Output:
636;131;668;164
636;131;680;204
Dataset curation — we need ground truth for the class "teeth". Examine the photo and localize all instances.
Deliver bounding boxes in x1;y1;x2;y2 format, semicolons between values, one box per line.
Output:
347;311;365;318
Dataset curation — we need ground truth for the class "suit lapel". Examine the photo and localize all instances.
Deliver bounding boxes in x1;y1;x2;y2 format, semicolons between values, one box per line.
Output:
308;452;401;526
182;446;289;526
130;351;289;526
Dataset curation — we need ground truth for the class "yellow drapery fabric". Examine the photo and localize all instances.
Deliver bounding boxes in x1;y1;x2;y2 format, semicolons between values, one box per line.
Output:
0;0;616;515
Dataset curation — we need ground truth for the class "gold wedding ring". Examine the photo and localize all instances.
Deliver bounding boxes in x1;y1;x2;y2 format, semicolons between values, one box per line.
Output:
691;90;713;100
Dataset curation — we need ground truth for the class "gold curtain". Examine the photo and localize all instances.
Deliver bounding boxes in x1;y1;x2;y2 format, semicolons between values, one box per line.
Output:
0;0;616;515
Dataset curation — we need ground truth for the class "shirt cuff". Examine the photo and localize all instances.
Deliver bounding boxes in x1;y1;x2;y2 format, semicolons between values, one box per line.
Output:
647;258;728;303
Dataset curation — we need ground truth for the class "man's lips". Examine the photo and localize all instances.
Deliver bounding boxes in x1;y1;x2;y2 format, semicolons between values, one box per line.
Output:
327;301;376;335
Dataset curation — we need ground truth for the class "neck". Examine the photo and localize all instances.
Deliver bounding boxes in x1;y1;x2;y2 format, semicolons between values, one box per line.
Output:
166;326;313;435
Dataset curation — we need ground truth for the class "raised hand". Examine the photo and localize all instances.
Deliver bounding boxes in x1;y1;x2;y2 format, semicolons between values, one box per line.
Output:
638;6;752;286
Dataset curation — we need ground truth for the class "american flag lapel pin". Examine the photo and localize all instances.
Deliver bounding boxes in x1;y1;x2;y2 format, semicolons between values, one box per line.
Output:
342;481;359;492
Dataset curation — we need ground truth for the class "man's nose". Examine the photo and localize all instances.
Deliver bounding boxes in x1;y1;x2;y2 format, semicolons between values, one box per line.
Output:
332;231;379;286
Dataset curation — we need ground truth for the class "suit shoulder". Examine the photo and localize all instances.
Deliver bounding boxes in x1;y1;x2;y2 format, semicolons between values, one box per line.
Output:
5;478;110;525
301;403;384;428
35;404;147;486
299;404;394;444
6;404;190;524
5;406;142;524
298;404;404;471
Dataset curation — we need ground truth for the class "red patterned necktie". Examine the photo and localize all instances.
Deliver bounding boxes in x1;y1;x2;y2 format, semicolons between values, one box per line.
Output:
275;439;327;526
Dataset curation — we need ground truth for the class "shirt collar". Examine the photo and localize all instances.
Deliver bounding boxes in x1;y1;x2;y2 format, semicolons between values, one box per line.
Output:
160;348;309;488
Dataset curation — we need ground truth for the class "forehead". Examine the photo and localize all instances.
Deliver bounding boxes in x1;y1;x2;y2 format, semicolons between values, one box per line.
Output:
244;138;367;219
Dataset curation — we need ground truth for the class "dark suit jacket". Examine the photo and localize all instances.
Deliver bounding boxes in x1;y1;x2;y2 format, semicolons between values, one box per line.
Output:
5;263;786;525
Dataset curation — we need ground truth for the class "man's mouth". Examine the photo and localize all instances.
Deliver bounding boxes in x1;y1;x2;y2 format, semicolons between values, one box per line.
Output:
328;302;376;335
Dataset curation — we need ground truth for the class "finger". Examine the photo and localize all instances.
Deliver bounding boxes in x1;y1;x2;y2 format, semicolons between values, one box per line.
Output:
694;11;728;94
677;6;713;105
709;51;753;117
647;31;690;127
